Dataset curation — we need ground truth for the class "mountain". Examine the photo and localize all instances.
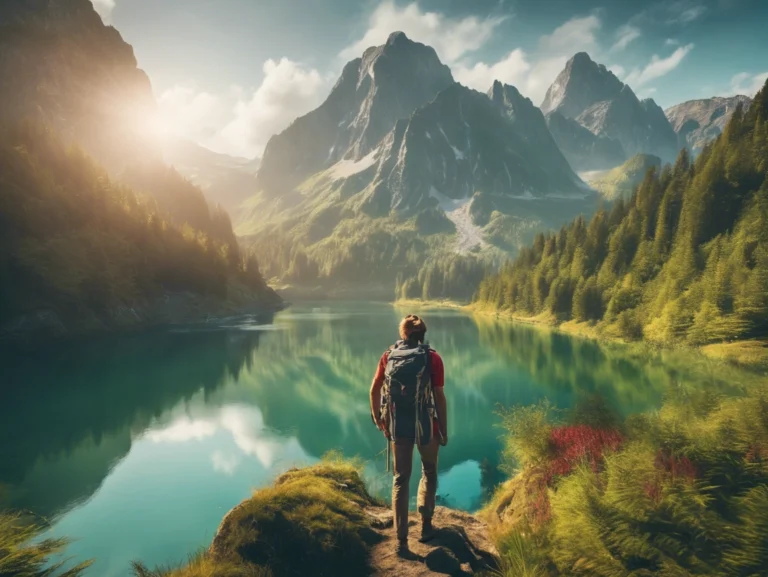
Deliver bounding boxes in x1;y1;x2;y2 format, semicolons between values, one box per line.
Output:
0;0;253;245
541;52;679;169
545;110;626;171
0;0;158;170
239;34;595;295
360;81;586;216
255;31;454;194
476;78;768;346
665;95;752;155
163;138;260;213
0;125;280;341
586;153;662;200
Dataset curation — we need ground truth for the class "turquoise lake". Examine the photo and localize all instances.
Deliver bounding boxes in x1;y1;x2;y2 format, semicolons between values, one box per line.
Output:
0;301;758;576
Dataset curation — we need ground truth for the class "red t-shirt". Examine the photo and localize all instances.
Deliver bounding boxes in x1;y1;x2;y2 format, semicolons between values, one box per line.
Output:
373;348;444;435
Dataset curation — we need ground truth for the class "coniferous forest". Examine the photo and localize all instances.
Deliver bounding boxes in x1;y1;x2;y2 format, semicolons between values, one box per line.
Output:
475;80;768;346
0;123;275;334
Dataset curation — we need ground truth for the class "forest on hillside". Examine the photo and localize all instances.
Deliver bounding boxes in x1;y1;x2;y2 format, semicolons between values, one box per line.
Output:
475;81;768;346
0;123;274;332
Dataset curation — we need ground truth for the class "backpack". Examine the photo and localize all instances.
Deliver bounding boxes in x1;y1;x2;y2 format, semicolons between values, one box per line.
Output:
381;340;435;445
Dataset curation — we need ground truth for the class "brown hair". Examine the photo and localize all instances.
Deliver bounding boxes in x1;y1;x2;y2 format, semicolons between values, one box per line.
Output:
399;314;427;342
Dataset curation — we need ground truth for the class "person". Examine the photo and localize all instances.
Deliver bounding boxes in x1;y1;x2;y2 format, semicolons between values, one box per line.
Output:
369;314;448;555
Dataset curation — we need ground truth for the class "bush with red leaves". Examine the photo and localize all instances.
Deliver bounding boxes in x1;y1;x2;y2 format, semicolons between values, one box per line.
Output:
643;451;699;504
543;425;624;483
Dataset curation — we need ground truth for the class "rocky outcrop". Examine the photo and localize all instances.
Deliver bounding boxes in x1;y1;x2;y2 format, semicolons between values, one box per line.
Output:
665;95;752;155
367;506;498;576
541;52;679;168
255;31;454;194
210;465;499;577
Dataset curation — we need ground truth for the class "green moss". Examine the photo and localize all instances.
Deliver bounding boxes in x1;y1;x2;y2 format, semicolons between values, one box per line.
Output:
138;459;382;577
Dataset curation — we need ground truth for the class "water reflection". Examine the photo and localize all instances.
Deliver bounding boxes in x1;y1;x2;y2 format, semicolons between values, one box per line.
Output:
0;323;271;517
1;302;760;576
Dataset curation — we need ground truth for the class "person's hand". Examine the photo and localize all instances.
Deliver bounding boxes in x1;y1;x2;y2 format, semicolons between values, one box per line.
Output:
373;414;390;438
439;433;448;447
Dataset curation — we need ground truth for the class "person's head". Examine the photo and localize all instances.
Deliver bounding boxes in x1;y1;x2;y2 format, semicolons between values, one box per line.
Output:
399;314;427;343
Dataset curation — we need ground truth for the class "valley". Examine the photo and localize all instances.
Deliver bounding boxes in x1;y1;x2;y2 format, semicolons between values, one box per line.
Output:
2;2;767;577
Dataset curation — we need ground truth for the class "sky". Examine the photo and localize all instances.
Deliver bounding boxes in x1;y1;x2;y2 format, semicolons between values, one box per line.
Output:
93;0;768;159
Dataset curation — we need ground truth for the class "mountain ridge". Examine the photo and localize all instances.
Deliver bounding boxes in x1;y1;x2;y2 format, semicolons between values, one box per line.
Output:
255;31;454;195
541;52;678;169
665;94;752;154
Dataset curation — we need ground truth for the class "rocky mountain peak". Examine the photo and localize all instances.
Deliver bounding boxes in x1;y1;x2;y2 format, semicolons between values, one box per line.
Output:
541;52;624;119
664;94;754;154
487;81;530;111
256;32;454;194
542;52;679;166
386;30;409;46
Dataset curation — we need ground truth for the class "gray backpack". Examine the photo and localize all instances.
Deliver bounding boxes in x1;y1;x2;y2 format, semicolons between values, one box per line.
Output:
381;340;435;445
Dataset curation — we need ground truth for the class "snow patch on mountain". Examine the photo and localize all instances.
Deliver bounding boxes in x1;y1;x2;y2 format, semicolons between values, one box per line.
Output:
429;187;484;254
328;149;378;179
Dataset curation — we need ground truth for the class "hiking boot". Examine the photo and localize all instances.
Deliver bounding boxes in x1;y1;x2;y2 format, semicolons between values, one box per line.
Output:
396;539;410;557
419;518;436;543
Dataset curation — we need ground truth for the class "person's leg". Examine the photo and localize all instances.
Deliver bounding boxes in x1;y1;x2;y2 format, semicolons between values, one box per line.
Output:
392;438;414;548
416;436;440;540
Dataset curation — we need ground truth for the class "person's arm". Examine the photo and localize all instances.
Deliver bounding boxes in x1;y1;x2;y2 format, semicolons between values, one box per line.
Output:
434;387;448;445
431;351;448;445
370;353;387;433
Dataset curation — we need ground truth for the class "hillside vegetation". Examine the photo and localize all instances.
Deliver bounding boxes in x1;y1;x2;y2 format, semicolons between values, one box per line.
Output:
487;381;768;577
587;153;662;201
475;81;768;347
0;124;277;336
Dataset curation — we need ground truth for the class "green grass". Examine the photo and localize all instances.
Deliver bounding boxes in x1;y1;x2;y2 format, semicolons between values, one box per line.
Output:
0;511;92;577
587;154;662;201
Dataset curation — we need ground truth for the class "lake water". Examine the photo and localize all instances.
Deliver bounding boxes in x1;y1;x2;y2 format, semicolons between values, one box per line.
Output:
0;301;760;576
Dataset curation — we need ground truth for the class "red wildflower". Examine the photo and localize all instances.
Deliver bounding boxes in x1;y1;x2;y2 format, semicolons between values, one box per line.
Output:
654;451;698;482
543;425;624;484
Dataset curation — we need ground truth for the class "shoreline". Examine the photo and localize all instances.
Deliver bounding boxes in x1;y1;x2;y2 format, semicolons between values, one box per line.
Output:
0;282;285;348
394;298;768;371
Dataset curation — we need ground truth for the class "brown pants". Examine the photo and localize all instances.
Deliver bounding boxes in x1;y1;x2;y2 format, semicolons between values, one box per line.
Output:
392;436;439;543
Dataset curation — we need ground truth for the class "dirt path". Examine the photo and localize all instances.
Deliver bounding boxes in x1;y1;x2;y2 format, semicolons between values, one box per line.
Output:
365;506;499;576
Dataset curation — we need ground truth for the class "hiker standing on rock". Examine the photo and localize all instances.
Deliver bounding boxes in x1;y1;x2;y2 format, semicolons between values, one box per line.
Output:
370;314;449;556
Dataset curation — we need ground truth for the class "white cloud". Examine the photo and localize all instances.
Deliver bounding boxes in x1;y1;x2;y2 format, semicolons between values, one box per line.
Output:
611;25;641;52
453;49;530;94
145;417;217;443
454;15;601;104
609;64;626;78
91;0;115;23
624;44;694;88
157;58;329;158
340;1;505;65
211;451;240;476
664;38;679;46
538;15;601;56
729;72;768;96
675;5;706;23
144;405;312;471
